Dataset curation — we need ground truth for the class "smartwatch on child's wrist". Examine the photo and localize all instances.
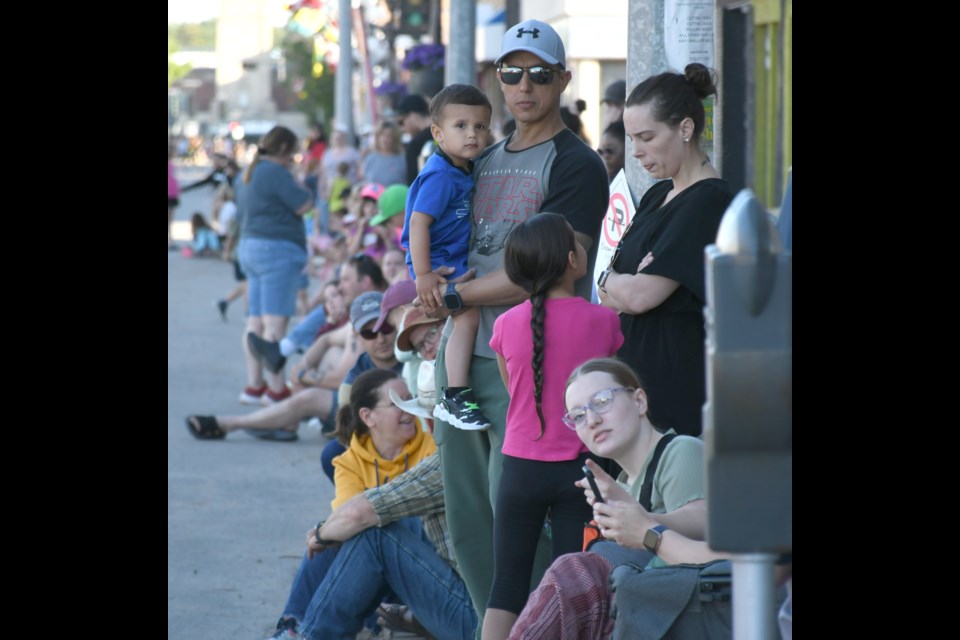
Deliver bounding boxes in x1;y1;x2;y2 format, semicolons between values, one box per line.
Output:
444;283;463;311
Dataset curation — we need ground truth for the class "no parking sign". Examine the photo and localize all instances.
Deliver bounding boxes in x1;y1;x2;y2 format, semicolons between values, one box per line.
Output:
594;169;636;286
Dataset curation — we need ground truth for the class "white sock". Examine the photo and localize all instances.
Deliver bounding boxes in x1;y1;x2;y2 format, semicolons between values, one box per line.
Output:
279;338;297;357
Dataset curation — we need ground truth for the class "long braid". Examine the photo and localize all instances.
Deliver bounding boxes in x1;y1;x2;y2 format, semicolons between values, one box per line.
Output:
503;212;579;442
530;291;547;440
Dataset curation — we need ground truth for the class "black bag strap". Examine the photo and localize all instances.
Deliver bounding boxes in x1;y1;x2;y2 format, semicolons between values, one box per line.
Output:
637;434;678;511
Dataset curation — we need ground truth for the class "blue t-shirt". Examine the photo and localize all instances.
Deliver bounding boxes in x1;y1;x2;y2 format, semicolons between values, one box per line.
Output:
239;158;311;249
401;150;473;279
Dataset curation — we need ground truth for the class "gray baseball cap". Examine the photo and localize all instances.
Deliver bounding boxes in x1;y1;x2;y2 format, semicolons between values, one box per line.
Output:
350;291;384;332
495;19;566;67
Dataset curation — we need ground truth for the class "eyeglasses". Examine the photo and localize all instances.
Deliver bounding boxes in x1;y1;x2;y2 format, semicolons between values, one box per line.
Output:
411;325;441;355
497;65;560;85
562;387;634;429
360;322;394;340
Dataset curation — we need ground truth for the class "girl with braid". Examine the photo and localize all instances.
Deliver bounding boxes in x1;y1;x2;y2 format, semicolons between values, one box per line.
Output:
484;212;624;639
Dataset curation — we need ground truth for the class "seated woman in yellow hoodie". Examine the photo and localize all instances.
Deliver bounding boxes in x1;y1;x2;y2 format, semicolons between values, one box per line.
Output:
331;368;436;508
268;368;436;637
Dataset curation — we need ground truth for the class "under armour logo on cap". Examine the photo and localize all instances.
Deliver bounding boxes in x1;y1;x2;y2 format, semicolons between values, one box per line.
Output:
496;19;566;67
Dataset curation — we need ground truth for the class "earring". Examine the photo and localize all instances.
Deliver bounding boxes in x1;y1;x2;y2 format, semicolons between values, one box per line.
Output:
683;138;689;143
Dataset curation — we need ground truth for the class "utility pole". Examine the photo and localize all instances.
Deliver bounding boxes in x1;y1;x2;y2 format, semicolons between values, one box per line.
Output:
336;0;354;140
446;0;476;86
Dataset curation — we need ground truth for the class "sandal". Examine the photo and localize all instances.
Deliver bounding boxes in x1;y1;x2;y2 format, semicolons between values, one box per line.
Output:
185;415;226;440
376;603;433;639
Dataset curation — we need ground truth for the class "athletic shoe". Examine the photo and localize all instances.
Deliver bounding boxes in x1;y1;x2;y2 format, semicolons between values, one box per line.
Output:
432;388;491;431
261;387;291;406
264;617;302;639
247;332;287;374
238;385;267;405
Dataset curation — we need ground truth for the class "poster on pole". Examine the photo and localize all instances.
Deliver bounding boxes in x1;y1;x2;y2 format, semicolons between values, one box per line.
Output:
594;169;636;287
664;0;715;71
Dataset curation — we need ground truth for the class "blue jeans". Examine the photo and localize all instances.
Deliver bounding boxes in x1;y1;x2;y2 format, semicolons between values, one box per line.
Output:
298;521;477;640
321;439;347;484
280;545;383;633
288;305;328;352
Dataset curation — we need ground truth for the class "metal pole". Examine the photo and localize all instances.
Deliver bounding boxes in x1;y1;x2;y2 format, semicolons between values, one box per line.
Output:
336;0;354;140
732;554;778;640
446;0;476;87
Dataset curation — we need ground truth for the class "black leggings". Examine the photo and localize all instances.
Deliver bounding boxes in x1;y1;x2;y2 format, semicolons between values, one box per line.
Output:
488;452;595;613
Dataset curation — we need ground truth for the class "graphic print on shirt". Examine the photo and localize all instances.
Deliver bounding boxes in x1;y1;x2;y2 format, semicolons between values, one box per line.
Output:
472;170;544;256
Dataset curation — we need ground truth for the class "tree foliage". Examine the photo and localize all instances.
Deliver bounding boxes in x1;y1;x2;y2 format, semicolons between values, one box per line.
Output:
168;36;192;88
168;20;217;51
279;32;335;124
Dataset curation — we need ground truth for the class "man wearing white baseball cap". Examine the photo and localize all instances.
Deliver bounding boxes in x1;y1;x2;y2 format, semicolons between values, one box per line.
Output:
422;17;610;637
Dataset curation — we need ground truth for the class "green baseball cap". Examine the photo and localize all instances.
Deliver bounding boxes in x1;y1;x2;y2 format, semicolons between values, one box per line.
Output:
371;184;409;226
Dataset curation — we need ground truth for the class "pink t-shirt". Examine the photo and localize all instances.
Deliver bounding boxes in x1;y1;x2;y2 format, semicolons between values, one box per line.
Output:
490;297;624;461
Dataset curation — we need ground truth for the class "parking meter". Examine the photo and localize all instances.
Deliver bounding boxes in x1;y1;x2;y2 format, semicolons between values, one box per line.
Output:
703;189;791;639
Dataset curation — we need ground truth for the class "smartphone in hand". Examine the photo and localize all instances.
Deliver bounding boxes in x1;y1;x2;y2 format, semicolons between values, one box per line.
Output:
583;465;604;504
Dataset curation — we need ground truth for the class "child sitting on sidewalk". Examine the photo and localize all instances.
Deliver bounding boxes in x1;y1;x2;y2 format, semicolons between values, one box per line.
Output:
400;83;493;431
185;211;221;258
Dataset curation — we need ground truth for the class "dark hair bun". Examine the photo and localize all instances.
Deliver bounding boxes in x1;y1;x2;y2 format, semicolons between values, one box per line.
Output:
684;63;718;100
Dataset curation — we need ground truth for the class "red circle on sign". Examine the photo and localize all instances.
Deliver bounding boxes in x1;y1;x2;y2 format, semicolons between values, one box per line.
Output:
604;193;632;246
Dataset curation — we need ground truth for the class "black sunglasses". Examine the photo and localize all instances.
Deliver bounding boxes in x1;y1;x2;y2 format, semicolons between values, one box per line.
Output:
360;322;394;340
497;65;559;85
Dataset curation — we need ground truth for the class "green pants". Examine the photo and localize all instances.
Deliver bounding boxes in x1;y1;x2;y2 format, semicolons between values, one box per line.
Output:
434;333;552;637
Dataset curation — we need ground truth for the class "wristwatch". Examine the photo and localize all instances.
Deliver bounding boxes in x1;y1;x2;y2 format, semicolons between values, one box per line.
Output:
443;282;463;311
597;268;612;293
314;520;334;546
642;525;669;553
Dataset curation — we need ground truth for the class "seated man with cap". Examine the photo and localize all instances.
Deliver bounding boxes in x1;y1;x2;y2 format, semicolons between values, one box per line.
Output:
318;290;405;481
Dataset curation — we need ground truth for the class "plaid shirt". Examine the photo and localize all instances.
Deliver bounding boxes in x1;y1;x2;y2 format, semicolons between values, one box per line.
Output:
364;453;457;574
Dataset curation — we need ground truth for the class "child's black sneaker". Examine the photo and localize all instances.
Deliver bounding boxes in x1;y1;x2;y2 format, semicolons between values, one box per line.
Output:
433;387;491;431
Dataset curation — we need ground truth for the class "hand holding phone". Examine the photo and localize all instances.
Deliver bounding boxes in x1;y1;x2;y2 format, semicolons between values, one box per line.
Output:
583;465;604;504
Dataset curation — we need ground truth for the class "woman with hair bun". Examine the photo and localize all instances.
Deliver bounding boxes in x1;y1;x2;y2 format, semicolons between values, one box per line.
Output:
596;63;735;438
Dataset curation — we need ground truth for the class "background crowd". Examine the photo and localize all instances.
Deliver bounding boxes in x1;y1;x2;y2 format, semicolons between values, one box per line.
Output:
171;17;790;640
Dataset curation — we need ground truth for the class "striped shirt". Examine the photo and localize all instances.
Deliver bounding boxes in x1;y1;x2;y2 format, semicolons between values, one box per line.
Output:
363;453;457;574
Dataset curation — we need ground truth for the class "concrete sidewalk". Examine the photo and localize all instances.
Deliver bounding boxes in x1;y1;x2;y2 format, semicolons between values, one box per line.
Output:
167;171;336;639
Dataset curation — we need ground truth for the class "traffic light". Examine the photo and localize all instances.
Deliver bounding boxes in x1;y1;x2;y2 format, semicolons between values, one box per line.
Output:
398;0;429;37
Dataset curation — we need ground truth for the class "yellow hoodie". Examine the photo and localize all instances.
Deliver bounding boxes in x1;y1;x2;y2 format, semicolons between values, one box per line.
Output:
331;428;436;509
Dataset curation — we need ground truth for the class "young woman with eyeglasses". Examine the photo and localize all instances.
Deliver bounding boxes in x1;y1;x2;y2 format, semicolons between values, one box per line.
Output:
502;356;707;640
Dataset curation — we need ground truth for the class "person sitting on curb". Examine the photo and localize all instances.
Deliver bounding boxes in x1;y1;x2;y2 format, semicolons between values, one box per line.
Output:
318;300;443;482
279;453;477;639
185;291;399;443
246;253;387;382
262;368;438;640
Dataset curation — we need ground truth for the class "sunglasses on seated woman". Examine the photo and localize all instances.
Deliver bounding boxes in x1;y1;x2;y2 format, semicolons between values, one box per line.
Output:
497;65;561;85
360;322;394;340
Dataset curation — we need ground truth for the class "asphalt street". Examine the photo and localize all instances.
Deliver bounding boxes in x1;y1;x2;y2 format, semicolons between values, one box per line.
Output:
168;165;336;639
